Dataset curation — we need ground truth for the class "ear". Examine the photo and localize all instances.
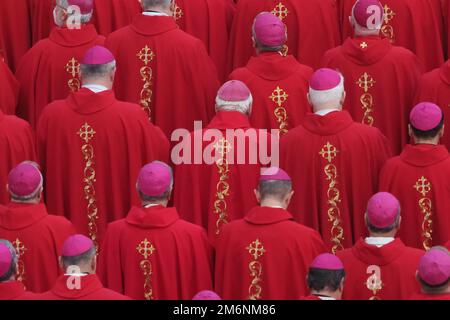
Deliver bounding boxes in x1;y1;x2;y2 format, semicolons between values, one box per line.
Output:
254;189;261;204
408;124;413;138
339;277;345;292
58;256;64;271
91;254;97;273
364;213;368;228
285;190;294;206
440;125;445;138
307;93;312;106
110;67;117;83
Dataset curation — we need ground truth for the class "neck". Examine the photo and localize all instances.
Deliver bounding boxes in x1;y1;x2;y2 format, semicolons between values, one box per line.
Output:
413;137;440;146
11;198;39;205
144;7;171;15
142;201;168;208
260;199;286;209
82;80;112;90
369;231;396;238
310;289;340;300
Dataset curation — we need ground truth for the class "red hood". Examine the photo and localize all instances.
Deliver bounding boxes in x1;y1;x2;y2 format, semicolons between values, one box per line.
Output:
67;88;116;114
0;203;48;230
130;14;178;36
244;206;293;225
49;24;100;47
207;111;251;130
400;144;450;167
50;274;104;299
0;281;27;300
340;36;392;66
350;238;410;266
246;52;307;81
440;60;450;86
301;110;354;136
126;205;180;228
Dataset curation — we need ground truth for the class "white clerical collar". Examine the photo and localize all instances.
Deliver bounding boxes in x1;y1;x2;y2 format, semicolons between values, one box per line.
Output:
261;205;284;209
365;237;395;248
144;203;161;208
64;273;88;277
82;84;109;93
315;109;340;116
143;11;169;17
317;296;336;300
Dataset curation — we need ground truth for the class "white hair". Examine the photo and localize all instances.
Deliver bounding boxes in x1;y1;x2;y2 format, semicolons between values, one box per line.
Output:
215;94;253;115
309;74;345;107
59;0;93;24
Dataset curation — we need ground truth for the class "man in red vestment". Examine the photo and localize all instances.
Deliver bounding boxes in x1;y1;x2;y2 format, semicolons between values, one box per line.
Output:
0;59;19;115
37;46;169;248
215;168;326;300
380;103;450;250
322;0;423;155
301;254;345;300
338;0;444;71
228;0;340;72
0;240;37;300
409;247;450;300
38;234;130;300
92;0;142;36
337;192;424;300
98;162;213;300
16;0;104;129
229;12;312;134
0;111;36;205
280;68;391;252
173;80;272;242
0;163;76;293
105;0;219;137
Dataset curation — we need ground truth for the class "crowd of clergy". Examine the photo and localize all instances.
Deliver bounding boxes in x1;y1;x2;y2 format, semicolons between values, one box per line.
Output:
1;0;450;301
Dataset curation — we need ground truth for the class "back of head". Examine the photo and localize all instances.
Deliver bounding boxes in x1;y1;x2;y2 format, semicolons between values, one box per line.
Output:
80;45;116;88
137;161;174;204
252;12;287;53
417;247;450;294
258;167;292;203
307;253;345;297
54;0;94;27
365;192;401;235
308;68;345;111
350;0;384;36
215;80;253;116
0;240;17;283
141;0;172;12
60;234;96;272
7;161;43;203
409;102;444;143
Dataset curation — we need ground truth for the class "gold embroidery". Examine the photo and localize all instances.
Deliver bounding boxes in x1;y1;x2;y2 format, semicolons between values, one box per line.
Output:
65;57;81;92
136;239;156;300
365;266;383;300
12;238;27;285
77;123;98;248
414;176;433;250
213;138;232;235
381;4;395;43
269;86;289;135
247;239;266;300
173;3;184;21
356;72;376;126
360;41;368;49
319;142;344;254
271;2;289;57
137;45;155;121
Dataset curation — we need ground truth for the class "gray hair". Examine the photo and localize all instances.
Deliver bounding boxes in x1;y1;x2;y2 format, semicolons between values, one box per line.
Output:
0;240;17;282
61;246;96;270
258;180;292;201
80;61;116;79
59;0;93;24
215;94;253;115
309;73;345;107
141;0;172;10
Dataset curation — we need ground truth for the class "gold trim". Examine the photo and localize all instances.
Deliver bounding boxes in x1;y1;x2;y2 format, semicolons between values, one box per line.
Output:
381;4;395;43
356;72;376;126
213;138;232;235
247;239;266;300
173;3;184;21
12;238;27;285
137;46;155;121
414;176;433;250
65;57;81;92
269;86;289;135
136;238;156;300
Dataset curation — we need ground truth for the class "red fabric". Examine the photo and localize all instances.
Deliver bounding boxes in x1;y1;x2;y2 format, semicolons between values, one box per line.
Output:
29;0;55;45
379;144;450;249
98;205;213;300
415;60;450;149
280;111;391;251
173;111;272;242
337;238;423;300
321;36;423;155
0;203;76;293
215;206;326;300
0;0;31;71
229;52;313;132
15;24;105;129
299;295;322;300
36;89;169;245
37;274;131;300
446;241;450;250
92;0;141;36
0;60;19;115
338;0;445;71
0;112;36;205
409;292;450;300
228;0;341;71
105;15;219;138
0;281;38;300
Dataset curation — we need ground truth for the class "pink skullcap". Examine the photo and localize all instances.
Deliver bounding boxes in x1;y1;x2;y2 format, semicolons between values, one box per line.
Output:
67;0;94;14
192;290;222;300
260;167;291;182
309;68;342;91
0;243;13;278
310;253;344;271
137;161;172;197
410;102;443;131
61;234;94;257
366;192;400;229
418;248;450;286
217;80;251;102
352;0;383;29
81;45;115;65
253;12;287;47
8;162;42;197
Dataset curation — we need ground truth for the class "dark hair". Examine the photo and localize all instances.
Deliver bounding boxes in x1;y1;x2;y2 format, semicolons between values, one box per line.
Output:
80;62;115;78
418;276;450;294
138;189;171;203
307;268;346;292
258;180;292;201
366;214;400;234
411;115;445;139
61;247;96;269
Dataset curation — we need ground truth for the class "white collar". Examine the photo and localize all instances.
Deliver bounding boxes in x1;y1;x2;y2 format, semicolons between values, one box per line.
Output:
261;205;285;209
314;109;340;116
318;296;336;300
82;84;109;93
365;237;395;248
144;203;161;208
64;273;88;277
143;11;169;17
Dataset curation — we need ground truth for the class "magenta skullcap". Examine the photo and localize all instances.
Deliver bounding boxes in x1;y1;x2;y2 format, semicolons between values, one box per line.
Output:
61;234;94;257
310;253;344;271
8;162;42;197
192;290;222;300
253;12;287;47
137;161;172;197
309;68;343;91
81;45;115;65
260;167;291;182
352;0;383;29
410;102;443;131
418;248;450;286
217;80;251;102
366;192;400;229
67;0;94;14
0;243;13;278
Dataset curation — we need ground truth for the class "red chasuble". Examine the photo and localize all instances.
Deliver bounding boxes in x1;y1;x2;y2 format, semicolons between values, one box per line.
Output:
409;292;450;300
92;0;142;36
379;144;450;250
215;206;326;300
0;203;76;293
15;24;104;129
0;60;19;115
446;241;450;250
98;205;214;300
36;89;169;247
105;15;219;138
173;111;272;242
0;0;31;71
229;52;313;133
38;274;130;300
228;0;340;71
0;112;36;205
415;60;450;149
29;0;54;44
280;111;391;252
0;282;37;300
337;238;423;300
338;0;445;71
321;36;423;155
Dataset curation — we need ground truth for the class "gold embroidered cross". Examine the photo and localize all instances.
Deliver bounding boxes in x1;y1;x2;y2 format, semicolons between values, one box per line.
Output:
247;239;266;260
214;138;232;157
136;238;156;260
65;58;80;78
77;123;96;143
269;86;289;107
319;142;339;163
414;176;432;197
360;42;368;49
271;2;289;20
12;238;27;257
383;4;396;24
137;46;155;65
173;3;183;21
356;72;376;93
